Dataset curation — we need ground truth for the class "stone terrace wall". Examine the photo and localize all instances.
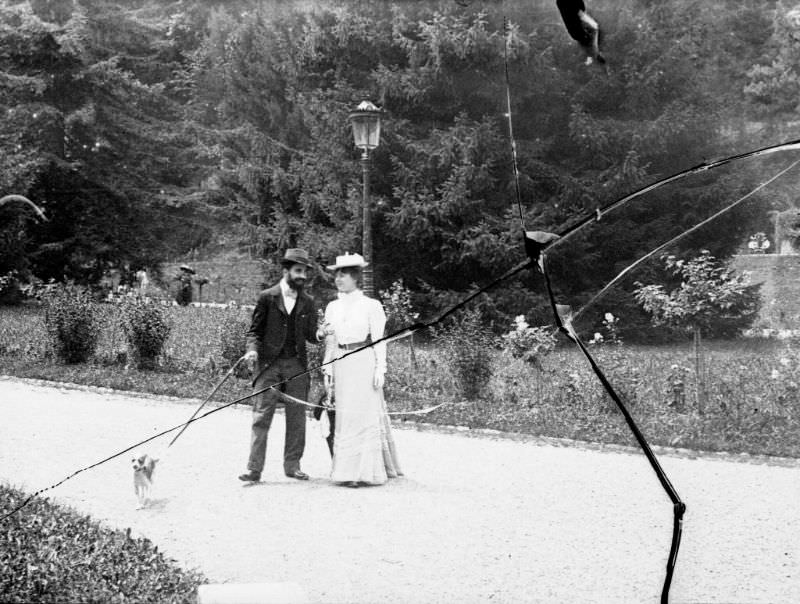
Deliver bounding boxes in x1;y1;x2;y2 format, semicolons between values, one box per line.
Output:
159;260;275;304
732;254;800;330
154;254;800;325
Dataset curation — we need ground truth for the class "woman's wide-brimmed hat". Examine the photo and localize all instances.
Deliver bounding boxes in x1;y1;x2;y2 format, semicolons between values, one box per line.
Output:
179;264;196;274
326;252;369;270
281;248;314;268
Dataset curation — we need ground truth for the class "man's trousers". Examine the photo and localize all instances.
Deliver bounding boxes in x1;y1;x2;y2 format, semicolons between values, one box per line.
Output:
247;356;309;475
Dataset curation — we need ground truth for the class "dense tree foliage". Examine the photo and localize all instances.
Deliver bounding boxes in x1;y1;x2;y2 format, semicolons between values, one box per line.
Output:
1;0;218;280
2;0;799;330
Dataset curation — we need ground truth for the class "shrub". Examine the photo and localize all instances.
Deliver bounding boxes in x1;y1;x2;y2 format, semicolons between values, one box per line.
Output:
435;308;495;400
218;309;250;376
635;250;762;413
43;284;100;364
665;363;691;412
634;250;761;339
0;484;204;602
501;315;557;368
120;299;172;369
380;279;419;333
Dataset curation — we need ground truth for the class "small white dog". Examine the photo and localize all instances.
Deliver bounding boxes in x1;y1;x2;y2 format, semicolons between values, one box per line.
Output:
132;452;158;509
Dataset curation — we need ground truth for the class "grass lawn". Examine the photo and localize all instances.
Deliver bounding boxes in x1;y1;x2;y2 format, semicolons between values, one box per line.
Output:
1;301;799;459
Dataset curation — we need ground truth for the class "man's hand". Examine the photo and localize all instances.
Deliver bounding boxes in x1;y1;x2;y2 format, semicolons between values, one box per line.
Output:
243;350;258;370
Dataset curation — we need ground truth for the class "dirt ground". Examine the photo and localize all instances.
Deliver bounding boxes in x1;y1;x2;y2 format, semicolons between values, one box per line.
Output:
1;376;798;603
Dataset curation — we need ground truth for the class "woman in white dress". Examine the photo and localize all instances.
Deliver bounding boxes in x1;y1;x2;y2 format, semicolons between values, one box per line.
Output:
321;253;402;487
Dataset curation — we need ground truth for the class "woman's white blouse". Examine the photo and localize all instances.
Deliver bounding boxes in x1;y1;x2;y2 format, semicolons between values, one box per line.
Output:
323;289;387;374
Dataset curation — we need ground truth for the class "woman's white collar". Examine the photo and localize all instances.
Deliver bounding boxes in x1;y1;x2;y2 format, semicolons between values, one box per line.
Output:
337;288;363;300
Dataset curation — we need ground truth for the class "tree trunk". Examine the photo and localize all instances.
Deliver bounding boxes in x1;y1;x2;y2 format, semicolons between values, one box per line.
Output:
693;326;705;414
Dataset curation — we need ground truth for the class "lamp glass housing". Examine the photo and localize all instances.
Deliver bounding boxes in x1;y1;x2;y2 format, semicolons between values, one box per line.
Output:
348;103;382;151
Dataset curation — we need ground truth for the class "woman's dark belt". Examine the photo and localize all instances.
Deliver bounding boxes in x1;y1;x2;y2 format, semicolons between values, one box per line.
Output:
338;339;370;351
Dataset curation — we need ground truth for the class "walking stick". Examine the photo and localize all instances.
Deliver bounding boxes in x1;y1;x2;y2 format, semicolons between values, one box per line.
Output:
167;356;246;448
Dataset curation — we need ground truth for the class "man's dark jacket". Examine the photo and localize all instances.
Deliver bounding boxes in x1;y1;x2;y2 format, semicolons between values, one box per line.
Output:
245;283;318;373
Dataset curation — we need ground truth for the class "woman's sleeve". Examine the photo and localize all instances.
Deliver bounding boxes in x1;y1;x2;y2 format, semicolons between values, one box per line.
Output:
369;300;387;375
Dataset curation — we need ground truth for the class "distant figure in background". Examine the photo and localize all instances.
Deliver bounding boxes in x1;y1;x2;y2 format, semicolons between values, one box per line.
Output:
748;232;771;254
320;253;402;488
135;268;150;294
556;0;606;66
175;264;194;306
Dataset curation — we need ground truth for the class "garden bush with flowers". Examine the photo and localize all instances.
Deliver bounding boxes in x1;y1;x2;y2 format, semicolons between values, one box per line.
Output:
501;315;557;368
589;313;622;346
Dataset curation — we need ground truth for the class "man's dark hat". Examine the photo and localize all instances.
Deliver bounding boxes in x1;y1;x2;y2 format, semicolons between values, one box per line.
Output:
179;264;196;274
281;248;313;268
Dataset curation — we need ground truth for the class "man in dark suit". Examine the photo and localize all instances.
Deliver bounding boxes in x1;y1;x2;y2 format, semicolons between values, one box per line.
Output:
239;248;320;482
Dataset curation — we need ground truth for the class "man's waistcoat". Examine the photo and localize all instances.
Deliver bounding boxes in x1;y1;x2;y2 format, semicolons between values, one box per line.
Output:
245;283;317;369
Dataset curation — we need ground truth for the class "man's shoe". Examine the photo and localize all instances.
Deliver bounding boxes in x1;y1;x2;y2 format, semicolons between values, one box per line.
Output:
286;469;309;481
238;470;261;482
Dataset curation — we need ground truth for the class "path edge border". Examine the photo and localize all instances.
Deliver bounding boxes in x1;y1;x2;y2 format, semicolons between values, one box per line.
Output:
3;374;798;468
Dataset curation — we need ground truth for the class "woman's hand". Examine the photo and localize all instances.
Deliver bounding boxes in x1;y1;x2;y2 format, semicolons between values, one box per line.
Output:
373;371;384;390
316;321;335;341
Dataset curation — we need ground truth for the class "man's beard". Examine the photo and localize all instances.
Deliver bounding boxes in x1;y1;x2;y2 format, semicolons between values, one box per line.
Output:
287;276;306;291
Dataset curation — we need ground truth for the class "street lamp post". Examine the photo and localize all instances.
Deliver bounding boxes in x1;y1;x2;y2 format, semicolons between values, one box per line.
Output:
348;101;382;298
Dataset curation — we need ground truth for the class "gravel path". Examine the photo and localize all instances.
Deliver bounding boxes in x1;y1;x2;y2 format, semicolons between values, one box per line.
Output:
1;376;798;603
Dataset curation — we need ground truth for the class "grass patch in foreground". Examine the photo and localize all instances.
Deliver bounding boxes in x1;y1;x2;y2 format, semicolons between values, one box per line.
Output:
385;341;800;459
0;484;205;603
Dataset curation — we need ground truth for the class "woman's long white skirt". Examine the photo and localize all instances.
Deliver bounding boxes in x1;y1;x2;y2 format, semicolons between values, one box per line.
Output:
330;347;402;485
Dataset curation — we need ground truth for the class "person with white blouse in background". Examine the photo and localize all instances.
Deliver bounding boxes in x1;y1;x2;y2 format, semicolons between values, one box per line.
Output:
320;253;402;488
